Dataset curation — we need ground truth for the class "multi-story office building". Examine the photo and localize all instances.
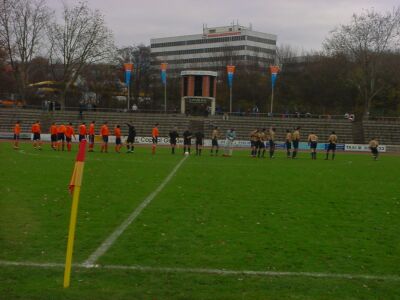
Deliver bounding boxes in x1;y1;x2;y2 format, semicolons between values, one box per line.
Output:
150;24;277;73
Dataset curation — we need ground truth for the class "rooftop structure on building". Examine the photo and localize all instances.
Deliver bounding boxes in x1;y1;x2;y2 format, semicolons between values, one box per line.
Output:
150;23;277;73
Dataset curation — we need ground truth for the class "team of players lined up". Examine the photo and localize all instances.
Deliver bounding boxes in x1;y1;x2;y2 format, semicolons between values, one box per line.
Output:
12;120;381;160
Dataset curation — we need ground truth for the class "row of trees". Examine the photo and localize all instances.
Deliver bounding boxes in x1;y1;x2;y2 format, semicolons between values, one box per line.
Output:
0;0;399;117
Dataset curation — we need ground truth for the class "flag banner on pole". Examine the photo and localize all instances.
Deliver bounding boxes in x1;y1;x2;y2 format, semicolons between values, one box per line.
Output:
69;140;87;193
64;139;87;288
227;65;235;88
160;63;168;85
124;63;134;86
269;65;280;88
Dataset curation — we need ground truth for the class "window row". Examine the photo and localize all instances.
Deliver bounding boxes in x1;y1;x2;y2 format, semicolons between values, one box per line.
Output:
151;35;247;48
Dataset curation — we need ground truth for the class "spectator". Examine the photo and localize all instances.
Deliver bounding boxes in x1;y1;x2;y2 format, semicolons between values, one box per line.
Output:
131;103;138;112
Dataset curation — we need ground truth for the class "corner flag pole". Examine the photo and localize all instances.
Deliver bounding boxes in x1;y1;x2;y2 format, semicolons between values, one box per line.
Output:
64;140;87;288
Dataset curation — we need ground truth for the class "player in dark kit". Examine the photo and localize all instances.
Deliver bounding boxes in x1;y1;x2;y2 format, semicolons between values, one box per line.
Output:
292;127;300;159
308;132;318;160
183;129;192;154
125;123;136;153
269;127;276;159
257;129;266;158
369;138;379;160
169;127;179;154
250;129;258;157
325;131;338;160
210;126;219;156
285;129;292;158
195;131;205;156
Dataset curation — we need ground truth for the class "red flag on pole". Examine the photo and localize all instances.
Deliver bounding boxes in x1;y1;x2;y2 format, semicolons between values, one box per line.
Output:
69;140;87;194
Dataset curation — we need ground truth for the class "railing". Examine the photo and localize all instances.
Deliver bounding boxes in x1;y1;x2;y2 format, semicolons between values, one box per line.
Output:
1;105;400;122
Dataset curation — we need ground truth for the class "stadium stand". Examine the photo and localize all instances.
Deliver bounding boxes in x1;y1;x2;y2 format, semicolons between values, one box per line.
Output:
0;108;399;144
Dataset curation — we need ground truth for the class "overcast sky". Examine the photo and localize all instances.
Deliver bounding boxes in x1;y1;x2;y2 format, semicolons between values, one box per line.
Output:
49;0;398;51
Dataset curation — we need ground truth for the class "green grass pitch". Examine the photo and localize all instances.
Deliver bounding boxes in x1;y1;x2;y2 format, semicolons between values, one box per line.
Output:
0;141;399;299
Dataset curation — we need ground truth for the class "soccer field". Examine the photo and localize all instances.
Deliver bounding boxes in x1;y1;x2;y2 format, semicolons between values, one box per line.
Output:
0;142;399;300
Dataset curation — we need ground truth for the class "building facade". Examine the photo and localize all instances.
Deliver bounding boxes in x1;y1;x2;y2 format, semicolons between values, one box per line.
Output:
150;24;277;73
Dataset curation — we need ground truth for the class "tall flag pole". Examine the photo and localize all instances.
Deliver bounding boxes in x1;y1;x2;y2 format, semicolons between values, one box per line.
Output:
161;63;168;113
63;140;87;288
124;63;134;111
269;65;280;115
227;65;235;114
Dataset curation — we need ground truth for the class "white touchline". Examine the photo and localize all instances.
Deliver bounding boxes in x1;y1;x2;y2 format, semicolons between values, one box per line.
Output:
0;260;399;282
83;155;188;266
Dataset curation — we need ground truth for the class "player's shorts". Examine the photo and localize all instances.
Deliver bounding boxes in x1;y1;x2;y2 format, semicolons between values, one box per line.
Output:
14;134;20;140
79;134;85;142
33;133;41;140
89;134;95;144
57;133;65;141
286;141;292;149
66;136;72;143
170;138;177;145
196;139;203;146
250;140;256;147
328;143;336;151
116;137;121;145
102;135;108;143
184;139;191;146
257;141;265;148
310;141;317;149
293;140;299;149
371;147;378;155
152;137;158;144
127;136;135;143
269;140;275;148
212;138;218;147
51;134;57;142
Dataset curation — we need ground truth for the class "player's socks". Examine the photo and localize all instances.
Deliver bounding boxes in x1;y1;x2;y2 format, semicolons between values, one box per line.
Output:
172;147;175;154
67;144;71;151
152;144;155;154
199;149;202;155
183;146;186;153
325;153;329;160
332;153;335;160
216;149;218;155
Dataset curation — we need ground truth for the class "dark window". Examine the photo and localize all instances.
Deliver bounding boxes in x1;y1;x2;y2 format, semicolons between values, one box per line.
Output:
194;76;203;96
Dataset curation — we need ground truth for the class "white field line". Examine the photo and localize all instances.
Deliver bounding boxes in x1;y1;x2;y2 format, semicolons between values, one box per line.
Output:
0;260;399;282
83;155;188;266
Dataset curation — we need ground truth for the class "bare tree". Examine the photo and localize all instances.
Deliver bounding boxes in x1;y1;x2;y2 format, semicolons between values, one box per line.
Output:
324;7;400;116
48;1;115;108
0;0;50;100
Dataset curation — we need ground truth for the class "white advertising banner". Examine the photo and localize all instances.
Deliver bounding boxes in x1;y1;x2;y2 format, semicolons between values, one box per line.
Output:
345;144;386;152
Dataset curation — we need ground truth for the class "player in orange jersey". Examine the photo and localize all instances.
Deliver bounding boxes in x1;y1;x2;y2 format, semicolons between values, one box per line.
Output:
65;122;76;152
151;123;159;154
50;122;58;149
57;123;67;151
78;122;87;142
88;120;95;152
114;124;122;153
100;121;109;153
13;120;21;149
31;120;42;150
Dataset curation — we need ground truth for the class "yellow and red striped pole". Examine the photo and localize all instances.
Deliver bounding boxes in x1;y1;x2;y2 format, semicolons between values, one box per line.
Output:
63;140;87;288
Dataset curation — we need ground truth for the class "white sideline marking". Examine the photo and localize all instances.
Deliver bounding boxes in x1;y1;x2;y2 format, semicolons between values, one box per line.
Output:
83;155;188;266
0;260;399;282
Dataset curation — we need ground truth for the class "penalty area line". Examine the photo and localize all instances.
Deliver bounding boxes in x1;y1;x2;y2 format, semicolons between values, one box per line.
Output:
0;260;399;282
83;155;189;266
